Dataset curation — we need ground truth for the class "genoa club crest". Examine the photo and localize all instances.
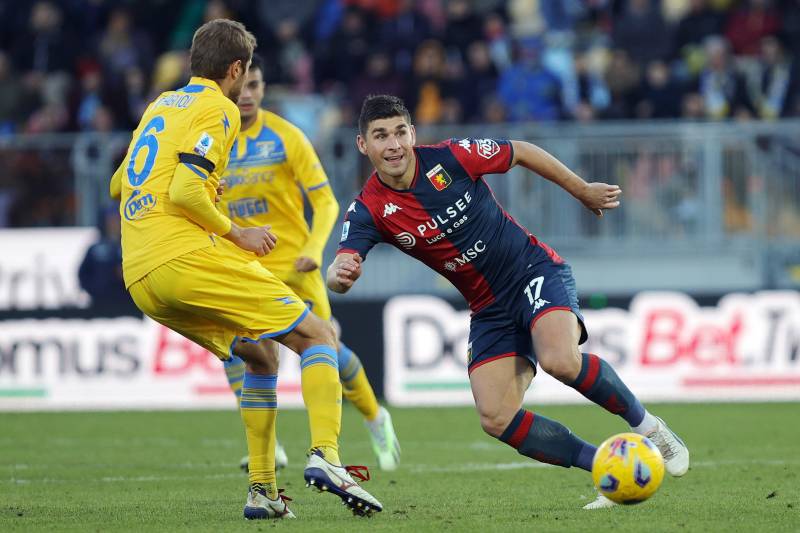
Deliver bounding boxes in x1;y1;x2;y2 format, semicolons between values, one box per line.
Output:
425;163;452;191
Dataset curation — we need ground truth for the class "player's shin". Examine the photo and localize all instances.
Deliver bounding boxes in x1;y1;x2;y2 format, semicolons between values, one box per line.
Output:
300;345;343;465
338;342;380;421
240;372;279;498
224;355;246;403
570;352;653;428
498;409;596;471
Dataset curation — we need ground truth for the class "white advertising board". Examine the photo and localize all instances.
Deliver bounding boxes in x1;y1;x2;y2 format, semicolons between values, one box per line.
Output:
384;292;800;406
0;316;306;411
0;228;98;310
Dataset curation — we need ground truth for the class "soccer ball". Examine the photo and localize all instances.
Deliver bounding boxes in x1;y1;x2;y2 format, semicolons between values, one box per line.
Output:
591;432;665;504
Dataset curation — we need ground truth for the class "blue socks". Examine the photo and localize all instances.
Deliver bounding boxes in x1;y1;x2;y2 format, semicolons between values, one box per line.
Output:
571;353;646;427
499;409;596;471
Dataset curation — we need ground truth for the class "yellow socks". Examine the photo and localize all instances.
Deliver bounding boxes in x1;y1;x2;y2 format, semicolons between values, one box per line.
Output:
240;372;278;498
338;343;380;421
300;345;342;465
223;355;246;402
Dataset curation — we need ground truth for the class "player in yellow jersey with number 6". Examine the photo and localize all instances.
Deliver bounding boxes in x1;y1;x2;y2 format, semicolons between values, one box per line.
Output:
219;54;401;474
109;19;382;519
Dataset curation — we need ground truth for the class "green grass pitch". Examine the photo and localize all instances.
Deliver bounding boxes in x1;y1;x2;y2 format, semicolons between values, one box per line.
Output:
1;403;798;532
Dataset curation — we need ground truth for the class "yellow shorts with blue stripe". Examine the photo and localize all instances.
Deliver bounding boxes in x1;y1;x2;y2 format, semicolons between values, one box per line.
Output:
267;268;332;321
128;240;308;360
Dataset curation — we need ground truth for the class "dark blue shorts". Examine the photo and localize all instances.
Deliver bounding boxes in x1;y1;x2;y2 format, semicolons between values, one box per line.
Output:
467;245;587;374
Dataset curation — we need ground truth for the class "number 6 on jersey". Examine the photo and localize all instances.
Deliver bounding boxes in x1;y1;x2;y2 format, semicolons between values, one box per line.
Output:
127;115;165;186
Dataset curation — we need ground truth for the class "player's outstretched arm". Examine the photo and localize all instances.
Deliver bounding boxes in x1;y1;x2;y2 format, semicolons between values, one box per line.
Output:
326;252;362;294
510;140;621;217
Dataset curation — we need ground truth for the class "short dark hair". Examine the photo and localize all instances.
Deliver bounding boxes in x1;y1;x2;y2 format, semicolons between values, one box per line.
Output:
249;53;264;74
358;94;411;136
190;19;257;80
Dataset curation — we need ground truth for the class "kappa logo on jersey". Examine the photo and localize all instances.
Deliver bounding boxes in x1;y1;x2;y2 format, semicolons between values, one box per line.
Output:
425;164;453;191
457;139;472;153
476;139;500;160
532;297;550;312
340;221;350;242
193;132;213;157
383;203;402;217
394;232;416;249
443;240;486;272
124;189;156;221
347;201;357;213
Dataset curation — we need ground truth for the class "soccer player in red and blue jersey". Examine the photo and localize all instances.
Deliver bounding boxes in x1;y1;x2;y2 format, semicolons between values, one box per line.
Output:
328;95;690;509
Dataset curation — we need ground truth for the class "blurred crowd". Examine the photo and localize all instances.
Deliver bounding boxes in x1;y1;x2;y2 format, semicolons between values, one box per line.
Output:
0;0;798;232
1;0;800;135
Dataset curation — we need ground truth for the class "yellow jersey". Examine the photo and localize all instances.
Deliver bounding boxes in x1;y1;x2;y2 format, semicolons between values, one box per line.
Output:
219;109;339;272
110;77;241;287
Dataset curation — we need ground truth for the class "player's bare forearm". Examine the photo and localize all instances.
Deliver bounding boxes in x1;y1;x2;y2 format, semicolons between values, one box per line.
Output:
510;140;621;217
326;252;362;294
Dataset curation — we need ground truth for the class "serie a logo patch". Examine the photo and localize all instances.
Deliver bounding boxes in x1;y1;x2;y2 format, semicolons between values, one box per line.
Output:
426;164;452;191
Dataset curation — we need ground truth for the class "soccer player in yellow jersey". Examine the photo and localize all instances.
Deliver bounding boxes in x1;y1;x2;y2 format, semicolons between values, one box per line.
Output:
109;20;382;519
219;54;401;472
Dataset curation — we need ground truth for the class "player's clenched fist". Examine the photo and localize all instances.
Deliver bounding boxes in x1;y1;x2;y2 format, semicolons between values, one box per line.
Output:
326;253;362;293
579;182;622;217
225;224;278;256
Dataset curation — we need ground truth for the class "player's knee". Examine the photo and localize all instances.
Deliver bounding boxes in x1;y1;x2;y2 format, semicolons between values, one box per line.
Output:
478;409;514;438
314;319;337;347
538;349;581;383
233;340;279;373
297;317;336;352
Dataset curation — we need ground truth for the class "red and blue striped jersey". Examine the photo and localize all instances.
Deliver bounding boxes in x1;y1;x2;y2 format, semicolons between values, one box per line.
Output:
338;138;563;313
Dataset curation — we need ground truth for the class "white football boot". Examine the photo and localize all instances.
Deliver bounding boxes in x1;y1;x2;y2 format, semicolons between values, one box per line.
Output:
304;449;383;516
645;416;690;476
583;493;618;510
365;406;401;471
243;485;296;519
239;441;289;472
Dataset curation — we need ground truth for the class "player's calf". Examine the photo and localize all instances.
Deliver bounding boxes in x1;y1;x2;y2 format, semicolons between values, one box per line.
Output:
496;409;597;471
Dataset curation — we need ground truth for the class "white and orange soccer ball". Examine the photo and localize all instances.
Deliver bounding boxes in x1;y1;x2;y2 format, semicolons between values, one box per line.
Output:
591;433;665;504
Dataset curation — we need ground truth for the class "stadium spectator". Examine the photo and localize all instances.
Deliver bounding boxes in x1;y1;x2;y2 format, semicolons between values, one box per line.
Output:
315;7;376;91
442;0;483;57
458;40;500;121
673;0;726;58
636;60;684;119
96;7;154;90
350;50;407;112
724;0;781;56
78;205;135;313
0;51;34;132
571;49;610;121
612;0;672;67
698;36;753;119
377;0;433;75
408;39;450;125
747;35;798;118
602;49;641;119
497;37;562;121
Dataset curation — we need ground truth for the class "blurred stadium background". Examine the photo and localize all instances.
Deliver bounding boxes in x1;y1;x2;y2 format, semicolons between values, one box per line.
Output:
0;0;799;411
